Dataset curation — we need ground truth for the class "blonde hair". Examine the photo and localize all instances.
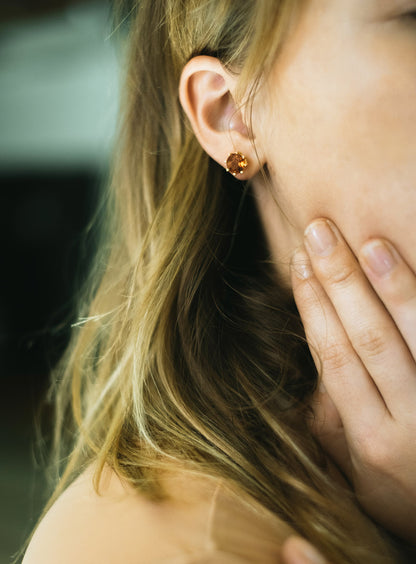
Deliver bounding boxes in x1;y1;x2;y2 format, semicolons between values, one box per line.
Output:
33;1;399;562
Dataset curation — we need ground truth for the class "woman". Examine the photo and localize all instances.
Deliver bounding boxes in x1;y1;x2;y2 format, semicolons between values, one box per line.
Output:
22;0;416;562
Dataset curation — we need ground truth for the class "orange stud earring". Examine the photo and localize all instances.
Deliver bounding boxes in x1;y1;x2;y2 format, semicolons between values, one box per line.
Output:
225;152;248;176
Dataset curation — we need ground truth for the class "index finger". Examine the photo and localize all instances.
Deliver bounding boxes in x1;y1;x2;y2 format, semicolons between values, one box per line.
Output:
291;246;386;433
303;219;416;417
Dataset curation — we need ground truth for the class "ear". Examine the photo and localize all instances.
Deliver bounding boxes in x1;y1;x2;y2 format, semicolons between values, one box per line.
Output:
179;56;264;179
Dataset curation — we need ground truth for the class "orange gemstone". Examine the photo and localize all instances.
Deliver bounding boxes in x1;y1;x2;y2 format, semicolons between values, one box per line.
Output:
226;152;248;176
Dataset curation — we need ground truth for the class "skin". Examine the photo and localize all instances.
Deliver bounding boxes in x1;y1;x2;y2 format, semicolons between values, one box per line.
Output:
179;0;416;554
256;0;416;551
280;536;328;564
251;0;416;545
251;0;416;281
289;226;416;549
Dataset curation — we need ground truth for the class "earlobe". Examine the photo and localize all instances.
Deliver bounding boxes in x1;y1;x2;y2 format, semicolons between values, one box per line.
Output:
179;56;262;179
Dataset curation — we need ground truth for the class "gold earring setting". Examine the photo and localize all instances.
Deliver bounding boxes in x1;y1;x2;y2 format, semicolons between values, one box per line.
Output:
225;152;248;176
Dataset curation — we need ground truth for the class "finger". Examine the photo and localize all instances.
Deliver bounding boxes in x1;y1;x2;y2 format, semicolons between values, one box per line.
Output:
291;247;386;433
304;219;416;416
280;536;329;564
360;238;416;359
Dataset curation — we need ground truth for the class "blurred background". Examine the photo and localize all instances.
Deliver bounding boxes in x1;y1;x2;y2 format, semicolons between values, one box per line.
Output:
0;1;120;560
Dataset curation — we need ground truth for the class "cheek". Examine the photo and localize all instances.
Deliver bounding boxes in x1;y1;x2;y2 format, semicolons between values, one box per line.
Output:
263;35;416;267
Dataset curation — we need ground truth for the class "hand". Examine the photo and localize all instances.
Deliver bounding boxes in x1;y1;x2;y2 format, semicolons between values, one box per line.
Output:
290;218;416;543
280;536;329;564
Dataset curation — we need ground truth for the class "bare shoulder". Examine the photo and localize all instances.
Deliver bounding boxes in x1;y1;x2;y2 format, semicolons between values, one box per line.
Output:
22;464;188;564
22;463;290;564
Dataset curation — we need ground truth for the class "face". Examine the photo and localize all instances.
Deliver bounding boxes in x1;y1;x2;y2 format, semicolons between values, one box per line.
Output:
252;0;416;284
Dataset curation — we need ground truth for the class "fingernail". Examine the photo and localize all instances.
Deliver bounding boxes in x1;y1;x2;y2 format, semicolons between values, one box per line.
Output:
298;541;327;564
291;247;312;279
361;240;397;278
305;220;338;257
289;538;327;564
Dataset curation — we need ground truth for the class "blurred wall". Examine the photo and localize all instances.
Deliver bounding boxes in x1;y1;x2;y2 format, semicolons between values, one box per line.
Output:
0;0;119;170
0;2;120;560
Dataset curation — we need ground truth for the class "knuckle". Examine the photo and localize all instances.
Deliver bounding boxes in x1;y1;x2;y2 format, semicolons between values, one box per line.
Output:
358;437;390;469
326;263;360;288
354;326;387;359
321;342;351;374
397;293;416;316
354;425;392;469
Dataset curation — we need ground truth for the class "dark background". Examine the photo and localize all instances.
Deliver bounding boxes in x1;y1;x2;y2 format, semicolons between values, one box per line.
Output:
0;2;119;560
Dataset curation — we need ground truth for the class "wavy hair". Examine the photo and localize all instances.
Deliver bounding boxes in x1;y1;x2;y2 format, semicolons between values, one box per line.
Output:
32;1;399;562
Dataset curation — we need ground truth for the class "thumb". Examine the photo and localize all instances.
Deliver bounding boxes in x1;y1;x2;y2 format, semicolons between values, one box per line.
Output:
280;536;329;564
